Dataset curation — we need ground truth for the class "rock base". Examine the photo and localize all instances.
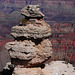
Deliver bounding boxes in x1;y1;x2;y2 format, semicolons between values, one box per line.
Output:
13;61;75;75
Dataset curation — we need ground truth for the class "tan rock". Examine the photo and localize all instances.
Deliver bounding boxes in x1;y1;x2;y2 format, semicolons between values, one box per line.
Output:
5;39;52;67
11;19;51;39
12;61;75;75
12;67;44;75
5;40;36;60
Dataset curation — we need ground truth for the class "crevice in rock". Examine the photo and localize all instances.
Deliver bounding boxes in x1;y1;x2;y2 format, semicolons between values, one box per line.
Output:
15;36;43;45
11;58;31;67
40;64;45;69
26;56;51;68
21;16;43;20
15;36;50;45
25;63;45;68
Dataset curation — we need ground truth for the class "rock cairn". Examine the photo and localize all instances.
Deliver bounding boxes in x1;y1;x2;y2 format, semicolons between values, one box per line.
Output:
5;5;52;68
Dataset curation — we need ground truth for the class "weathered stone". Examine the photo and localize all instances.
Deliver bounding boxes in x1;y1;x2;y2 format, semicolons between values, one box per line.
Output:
12;61;75;75
12;67;44;75
11;19;51;39
5;5;53;74
42;61;75;75
5;40;36;60
29;39;52;65
21;5;44;18
5;39;52;67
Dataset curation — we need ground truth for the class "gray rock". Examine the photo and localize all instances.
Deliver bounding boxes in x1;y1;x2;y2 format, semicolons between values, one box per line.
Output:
21;5;44;18
11;19;51;39
12;67;43;75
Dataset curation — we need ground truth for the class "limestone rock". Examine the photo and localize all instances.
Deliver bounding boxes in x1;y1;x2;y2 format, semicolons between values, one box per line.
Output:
42;61;75;75
21;5;44;18
5;5;53;74
11;19;51;39
12;61;75;75
12;67;44;75
5;39;52;67
29;39;52;65
5;40;36;60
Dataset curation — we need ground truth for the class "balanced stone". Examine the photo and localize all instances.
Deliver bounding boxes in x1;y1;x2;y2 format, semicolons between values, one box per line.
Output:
5;5;52;68
5;39;52;67
21;5;44;19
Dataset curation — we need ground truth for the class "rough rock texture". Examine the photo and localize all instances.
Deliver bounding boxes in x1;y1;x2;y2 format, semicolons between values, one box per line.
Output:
42;61;75;75
11;19;51;39
5;5;53;75
21;5;44;18
5;39;52;67
5;40;36;60
12;67;44;75
12;61;75;75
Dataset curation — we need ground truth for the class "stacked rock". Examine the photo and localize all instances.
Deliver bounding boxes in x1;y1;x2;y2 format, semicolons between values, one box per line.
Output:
5;5;52;68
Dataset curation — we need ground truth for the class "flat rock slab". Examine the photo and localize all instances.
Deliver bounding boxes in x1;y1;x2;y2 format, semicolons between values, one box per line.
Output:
42;61;75;75
13;67;44;75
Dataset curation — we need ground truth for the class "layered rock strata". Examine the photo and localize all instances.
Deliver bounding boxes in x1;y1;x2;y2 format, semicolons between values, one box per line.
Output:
5;5;52;68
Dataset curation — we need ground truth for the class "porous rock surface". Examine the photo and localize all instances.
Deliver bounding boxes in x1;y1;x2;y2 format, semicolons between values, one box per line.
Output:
5;5;53;75
12;61;75;75
5;40;36;60
11;19;51;39
21;5;44;18
12;67;44;75
5;39;52;67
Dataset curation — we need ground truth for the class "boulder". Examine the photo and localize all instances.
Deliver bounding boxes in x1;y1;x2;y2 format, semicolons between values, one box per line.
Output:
5;5;53;75
12;67;44;75
5;39;52;67
11;19;51;39
5;40;36;61
12;61;75;75
21;5;44;18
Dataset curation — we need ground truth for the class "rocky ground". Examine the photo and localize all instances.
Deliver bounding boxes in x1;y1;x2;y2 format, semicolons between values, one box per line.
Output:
12;61;75;75
43;61;75;75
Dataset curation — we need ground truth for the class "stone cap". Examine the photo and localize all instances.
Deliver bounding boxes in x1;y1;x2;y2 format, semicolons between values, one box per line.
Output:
21;5;44;18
